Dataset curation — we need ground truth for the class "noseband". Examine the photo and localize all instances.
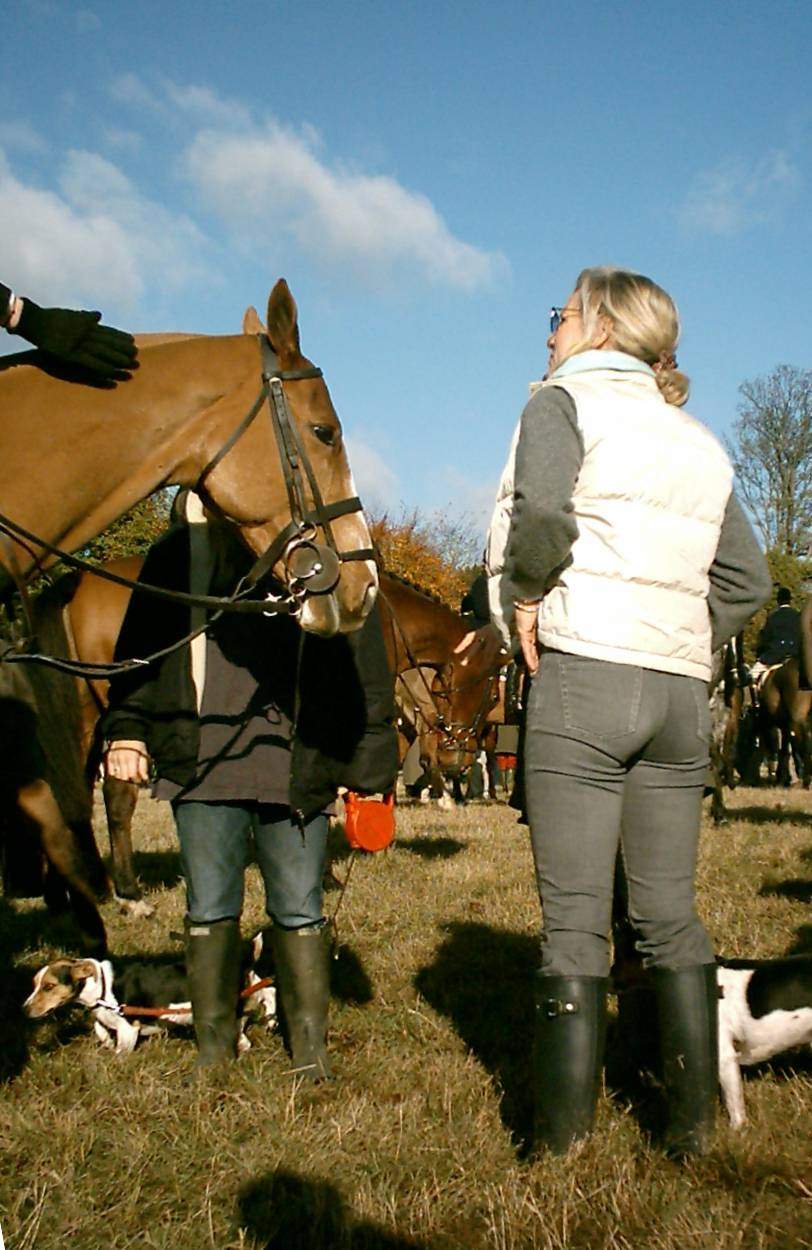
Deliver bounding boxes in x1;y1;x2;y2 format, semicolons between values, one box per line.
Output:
195;335;374;602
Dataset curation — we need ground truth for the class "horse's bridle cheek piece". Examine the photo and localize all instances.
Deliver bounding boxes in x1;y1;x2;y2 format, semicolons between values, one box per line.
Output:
195;335;374;610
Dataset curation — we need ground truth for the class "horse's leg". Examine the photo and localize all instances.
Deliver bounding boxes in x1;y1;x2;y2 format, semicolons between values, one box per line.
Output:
776;727;792;788
16;779;107;955
485;750;500;799
102;775;153;917
707;738;727;825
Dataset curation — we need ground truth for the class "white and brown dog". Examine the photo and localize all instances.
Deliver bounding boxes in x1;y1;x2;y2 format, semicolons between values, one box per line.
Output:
718;955;812;1128
24;933;277;1055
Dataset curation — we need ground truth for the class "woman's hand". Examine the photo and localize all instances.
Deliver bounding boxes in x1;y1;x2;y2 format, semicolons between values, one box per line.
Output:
514;601;541;675
105;740;150;784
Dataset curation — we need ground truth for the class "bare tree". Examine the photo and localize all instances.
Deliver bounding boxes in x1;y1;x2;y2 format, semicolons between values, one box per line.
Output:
725;364;812;555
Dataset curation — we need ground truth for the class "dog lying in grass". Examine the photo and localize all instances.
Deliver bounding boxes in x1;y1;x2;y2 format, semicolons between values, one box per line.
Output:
23;932;277;1055
717;955;812;1129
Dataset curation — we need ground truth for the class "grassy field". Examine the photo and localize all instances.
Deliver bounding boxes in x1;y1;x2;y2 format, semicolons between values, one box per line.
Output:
1;785;811;1250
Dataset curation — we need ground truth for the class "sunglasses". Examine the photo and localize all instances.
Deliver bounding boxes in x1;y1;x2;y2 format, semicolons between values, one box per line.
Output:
550;306;580;334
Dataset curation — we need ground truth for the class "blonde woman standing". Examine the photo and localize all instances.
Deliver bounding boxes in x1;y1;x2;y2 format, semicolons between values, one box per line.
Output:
487;268;770;1157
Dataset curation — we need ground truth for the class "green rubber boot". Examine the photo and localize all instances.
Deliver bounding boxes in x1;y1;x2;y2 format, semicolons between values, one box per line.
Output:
652;963;719;1158
185;917;242;1069
533;974;608;1155
271;923;333;1081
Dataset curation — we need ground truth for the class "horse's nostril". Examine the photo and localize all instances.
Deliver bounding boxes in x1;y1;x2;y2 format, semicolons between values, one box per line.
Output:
362;581;378;615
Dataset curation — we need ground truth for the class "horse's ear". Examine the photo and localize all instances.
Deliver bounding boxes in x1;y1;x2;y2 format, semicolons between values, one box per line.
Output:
266;279;301;362
242;305;266;336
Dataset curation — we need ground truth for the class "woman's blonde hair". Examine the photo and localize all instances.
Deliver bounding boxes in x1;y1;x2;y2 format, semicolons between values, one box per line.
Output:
570;267;690;406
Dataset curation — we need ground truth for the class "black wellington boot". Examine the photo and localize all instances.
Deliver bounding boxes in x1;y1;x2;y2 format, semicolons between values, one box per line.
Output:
533;974;608;1155
652;963;719;1158
185;917;242;1069
271;923;333;1081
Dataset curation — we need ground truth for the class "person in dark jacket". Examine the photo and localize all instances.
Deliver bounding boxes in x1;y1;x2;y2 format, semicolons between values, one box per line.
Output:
1;280;136;382
756;587;801;666
104;494;397;1076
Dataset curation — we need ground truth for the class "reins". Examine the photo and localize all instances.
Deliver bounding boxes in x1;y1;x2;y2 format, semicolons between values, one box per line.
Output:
378;586;504;749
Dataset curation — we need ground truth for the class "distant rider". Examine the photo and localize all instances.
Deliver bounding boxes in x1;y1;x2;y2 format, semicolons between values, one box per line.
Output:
749;586;801;689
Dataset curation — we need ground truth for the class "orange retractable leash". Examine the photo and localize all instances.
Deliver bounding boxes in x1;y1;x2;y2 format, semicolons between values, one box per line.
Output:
342;791;396;853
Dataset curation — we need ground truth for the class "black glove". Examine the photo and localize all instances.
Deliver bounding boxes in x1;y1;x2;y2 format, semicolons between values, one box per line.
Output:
11;300;137;381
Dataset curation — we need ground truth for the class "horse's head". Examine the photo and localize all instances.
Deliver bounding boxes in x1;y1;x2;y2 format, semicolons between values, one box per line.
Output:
197;279;377;636
431;625;508;775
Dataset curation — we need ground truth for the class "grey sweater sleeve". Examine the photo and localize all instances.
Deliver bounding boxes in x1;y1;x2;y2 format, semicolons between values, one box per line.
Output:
708;490;772;650
504;386;584;603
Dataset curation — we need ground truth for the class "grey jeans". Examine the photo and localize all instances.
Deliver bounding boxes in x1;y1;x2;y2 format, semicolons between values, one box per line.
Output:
525;649;715;978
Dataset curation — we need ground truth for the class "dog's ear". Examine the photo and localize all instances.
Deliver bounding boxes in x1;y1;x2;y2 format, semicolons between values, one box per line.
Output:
69;960;99;985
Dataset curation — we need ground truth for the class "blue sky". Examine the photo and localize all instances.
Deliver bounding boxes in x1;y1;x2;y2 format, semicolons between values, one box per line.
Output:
2;1;810;536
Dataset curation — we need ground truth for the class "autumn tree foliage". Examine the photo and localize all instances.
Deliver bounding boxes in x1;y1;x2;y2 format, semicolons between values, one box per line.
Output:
370;506;482;608
80;491;173;564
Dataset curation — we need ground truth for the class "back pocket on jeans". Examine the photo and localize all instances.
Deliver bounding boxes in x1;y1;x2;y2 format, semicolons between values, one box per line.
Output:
558;655;642;739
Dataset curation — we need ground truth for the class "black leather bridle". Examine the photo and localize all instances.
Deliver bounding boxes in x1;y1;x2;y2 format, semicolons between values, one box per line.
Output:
195;336;374;599
0;335;375;678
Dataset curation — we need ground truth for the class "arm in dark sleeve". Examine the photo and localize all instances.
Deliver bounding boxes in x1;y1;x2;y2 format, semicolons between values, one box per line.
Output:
503;386;584;603
708;490;772;651
337;606;399;794
0;283;13;327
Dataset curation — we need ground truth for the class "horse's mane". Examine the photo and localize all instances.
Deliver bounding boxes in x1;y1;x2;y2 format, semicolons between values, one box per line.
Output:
382;570;459;614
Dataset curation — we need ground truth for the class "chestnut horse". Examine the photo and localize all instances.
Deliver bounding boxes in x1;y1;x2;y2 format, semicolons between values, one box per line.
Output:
0;280;376;949
757;657;812;788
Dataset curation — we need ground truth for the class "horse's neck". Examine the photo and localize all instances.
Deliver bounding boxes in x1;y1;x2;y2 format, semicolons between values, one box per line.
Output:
384;580;464;665
0;335;255;571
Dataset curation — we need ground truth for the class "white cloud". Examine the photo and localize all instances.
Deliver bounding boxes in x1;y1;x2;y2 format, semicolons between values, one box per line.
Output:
101;126;143;154
110;76;505;293
0;147;211;311
183;120;506;292
162;81;253;131
344;432;401;514
433;466;497;540
0;120;48;154
109;72;162;115
680;150;801;235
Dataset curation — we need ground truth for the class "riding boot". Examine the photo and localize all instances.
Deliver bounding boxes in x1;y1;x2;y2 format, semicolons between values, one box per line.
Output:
271;922;333;1081
185;917;242;1068
533;974;608;1155
652;963;719;1158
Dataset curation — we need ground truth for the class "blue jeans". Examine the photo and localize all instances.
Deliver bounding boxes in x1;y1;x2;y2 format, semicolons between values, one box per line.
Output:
525;650;715;978
173;801;328;929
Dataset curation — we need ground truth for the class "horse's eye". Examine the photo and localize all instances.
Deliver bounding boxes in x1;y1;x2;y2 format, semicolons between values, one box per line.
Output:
311;425;337;447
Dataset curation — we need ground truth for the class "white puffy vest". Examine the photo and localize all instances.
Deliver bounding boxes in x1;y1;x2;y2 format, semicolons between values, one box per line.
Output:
486;364;733;681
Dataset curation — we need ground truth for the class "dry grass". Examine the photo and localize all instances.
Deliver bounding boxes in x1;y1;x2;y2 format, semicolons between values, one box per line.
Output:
1;786;811;1249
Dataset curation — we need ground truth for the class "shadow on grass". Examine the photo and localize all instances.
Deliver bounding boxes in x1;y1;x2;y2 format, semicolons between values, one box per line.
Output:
331;943;374;1005
730;805;812;827
395;836;467;859
414;921;536;1145
130;848;182;890
237;1171;430;1249
759;878;812;904
785;923;812;955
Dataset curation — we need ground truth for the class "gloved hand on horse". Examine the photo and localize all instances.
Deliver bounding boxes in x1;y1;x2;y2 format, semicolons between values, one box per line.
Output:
11;299;138;382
